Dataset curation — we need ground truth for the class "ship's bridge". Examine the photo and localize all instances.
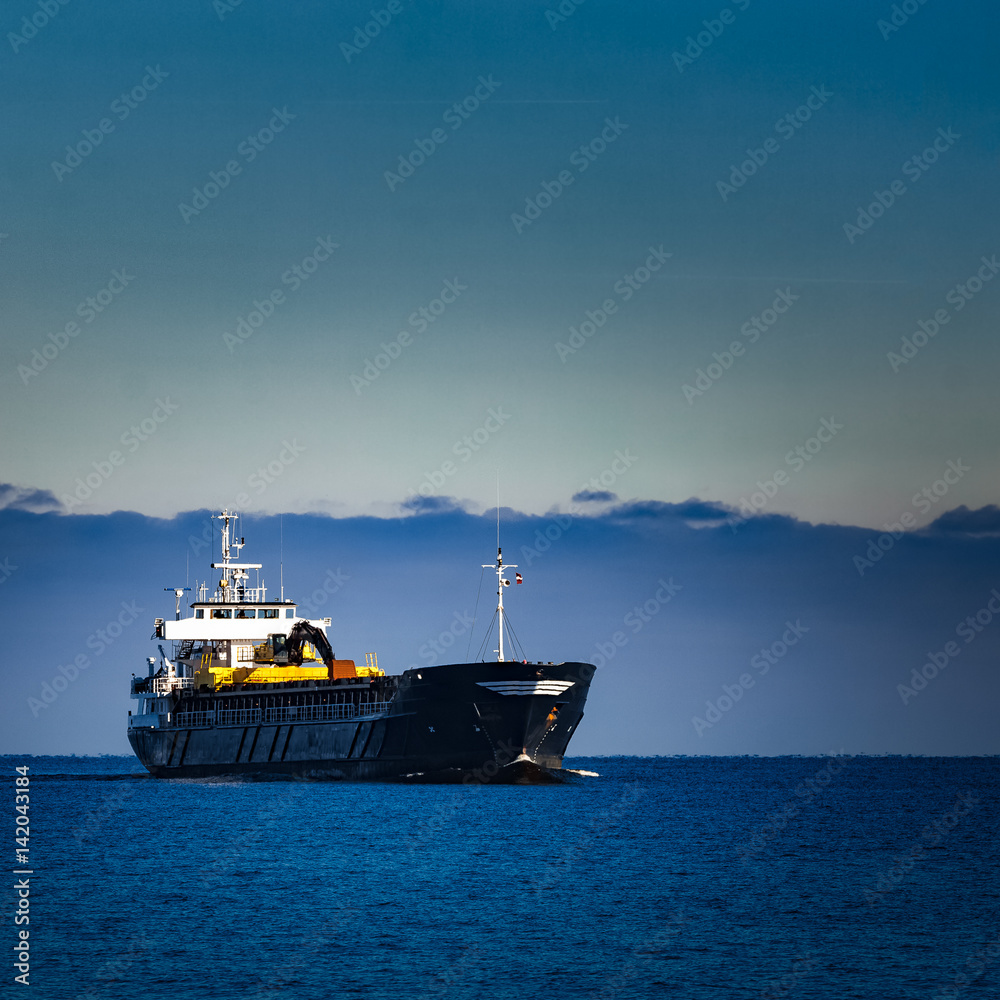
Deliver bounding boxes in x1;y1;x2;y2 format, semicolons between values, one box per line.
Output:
162;602;305;641
157;509;322;640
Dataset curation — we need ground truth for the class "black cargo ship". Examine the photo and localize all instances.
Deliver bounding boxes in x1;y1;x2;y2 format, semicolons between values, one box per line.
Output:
128;511;595;782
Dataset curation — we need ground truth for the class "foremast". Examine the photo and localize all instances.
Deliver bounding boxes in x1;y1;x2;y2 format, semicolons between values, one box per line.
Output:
483;547;518;662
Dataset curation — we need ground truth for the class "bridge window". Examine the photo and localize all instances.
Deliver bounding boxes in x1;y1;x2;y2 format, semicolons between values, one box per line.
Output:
195;609;204;619
235;609;256;619
285;608;295;618
260;609;278;619
212;609;232;619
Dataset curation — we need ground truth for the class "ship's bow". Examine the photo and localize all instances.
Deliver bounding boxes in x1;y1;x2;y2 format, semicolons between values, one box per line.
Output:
388;660;595;781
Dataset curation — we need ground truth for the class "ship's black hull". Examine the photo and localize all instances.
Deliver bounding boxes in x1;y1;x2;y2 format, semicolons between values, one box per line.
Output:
128;660;594;783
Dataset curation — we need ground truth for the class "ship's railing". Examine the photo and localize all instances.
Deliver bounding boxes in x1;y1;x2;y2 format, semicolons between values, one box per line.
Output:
195;585;268;603
173;701;391;728
152;676;194;695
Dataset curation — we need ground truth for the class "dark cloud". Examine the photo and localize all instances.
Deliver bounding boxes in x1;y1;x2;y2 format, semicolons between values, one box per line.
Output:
572;490;618;503
0;484;63;513
672;498;741;523
400;495;466;515
923;504;1000;537
607;497;740;525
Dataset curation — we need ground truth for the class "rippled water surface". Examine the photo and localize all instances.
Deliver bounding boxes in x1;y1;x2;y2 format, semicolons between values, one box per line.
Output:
5;755;998;999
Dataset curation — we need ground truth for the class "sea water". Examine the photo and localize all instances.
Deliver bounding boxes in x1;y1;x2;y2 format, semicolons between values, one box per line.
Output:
5;755;998;999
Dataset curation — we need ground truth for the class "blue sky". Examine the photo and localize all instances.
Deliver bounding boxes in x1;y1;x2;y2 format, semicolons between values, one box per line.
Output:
2;1;998;754
3;0;998;525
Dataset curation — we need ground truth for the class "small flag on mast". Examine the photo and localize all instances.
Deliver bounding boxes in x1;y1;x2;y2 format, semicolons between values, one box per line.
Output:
515;573;522;584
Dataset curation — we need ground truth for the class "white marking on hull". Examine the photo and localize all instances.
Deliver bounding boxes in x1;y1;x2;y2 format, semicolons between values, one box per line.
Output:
475;680;575;696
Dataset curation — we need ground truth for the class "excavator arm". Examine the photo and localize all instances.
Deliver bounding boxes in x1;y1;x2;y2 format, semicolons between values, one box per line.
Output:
286;620;356;680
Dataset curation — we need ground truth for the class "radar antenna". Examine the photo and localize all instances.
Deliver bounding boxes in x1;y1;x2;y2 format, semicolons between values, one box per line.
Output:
164;587;191;621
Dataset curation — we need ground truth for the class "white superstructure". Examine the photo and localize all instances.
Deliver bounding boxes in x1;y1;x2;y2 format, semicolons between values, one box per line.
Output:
130;510;339;728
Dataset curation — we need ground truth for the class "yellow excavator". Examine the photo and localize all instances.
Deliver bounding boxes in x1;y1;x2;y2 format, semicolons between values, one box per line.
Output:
193;621;383;688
